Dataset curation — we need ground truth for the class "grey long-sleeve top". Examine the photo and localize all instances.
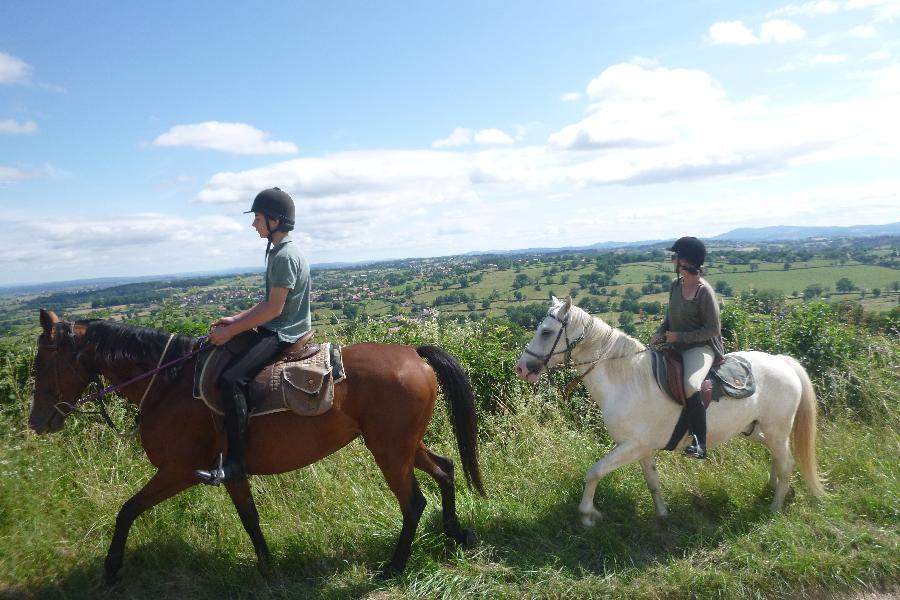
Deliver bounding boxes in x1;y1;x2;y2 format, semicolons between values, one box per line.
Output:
654;277;726;363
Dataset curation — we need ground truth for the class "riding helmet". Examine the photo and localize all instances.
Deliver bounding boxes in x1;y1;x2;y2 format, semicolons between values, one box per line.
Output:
245;187;295;231
668;236;706;267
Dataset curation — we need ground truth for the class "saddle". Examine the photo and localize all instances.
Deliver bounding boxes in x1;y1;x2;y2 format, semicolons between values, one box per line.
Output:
651;348;755;408
651;348;756;451
193;330;346;418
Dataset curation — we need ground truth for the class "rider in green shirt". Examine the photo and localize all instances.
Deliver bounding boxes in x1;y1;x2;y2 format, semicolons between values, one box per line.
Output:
195;187;311;485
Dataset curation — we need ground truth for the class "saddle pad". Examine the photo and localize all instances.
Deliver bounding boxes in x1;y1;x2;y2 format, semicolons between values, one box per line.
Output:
651;351;756;404
710;355;755;399
197;343;346;418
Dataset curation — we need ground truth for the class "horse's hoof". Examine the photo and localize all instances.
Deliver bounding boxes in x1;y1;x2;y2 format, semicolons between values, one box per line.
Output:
377;563;402;580
460;528;478;548
257;556;274;576
103;569;120;587
579;508;602;528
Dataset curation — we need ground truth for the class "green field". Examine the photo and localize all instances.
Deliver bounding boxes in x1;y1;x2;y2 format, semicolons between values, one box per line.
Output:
1;304;897;598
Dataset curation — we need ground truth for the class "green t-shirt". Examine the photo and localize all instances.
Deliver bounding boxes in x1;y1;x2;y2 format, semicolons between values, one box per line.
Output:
655;277;725;363
263;234;311;343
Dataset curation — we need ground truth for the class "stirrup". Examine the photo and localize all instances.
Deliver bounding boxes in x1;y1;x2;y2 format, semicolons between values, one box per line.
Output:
195;453;246;486
684;435;707;459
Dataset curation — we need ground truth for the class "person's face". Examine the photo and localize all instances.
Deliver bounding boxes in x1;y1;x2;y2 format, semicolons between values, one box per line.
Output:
671;253;681;273
251;212;279;238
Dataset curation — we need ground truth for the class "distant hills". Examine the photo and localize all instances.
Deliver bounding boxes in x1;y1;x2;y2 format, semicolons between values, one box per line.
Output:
2;222;897;295
467;222;900;255
710;222;900;242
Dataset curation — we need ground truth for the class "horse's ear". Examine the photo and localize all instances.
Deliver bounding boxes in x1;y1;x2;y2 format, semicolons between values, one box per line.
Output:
550;294;561;306
39;309;58;334
562;298;572;312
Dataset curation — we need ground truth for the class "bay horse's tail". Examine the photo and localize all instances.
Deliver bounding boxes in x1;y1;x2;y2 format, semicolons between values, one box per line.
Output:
780;355;826;497
417;345;486;496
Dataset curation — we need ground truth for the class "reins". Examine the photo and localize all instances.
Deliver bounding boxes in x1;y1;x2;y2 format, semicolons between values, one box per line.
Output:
524;309;651;400
42;328;212;436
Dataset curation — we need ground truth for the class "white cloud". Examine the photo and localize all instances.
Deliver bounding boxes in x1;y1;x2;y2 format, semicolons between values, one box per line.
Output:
0;119;37;134
549;62;900;186
630;56;660;67
474;128;514;145
767;1;841;17
551;64;725;150
850;24;878;37
0;214;252;283
432;127;514;147
560;91;581;102
153;122;299;155
707;20;760;45
0;166;33;183
0;52;30;84
777;54;849;70
707;19;806;45
810;53;849;64
432;127;472;148
760;19;808;42
865;49;891;60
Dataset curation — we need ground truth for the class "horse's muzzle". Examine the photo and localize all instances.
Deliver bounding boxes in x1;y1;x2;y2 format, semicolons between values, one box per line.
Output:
28;406;63;435
515;358;542;384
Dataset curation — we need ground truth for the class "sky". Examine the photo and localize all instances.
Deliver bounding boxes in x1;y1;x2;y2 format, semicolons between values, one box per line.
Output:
1;1;899;286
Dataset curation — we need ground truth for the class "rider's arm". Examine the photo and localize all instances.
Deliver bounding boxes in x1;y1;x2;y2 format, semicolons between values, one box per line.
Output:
672;284;721;344
209;287;288;345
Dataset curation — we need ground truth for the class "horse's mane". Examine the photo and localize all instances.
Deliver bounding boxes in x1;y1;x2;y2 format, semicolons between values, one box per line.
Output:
76;320;196;382
568;305;648;383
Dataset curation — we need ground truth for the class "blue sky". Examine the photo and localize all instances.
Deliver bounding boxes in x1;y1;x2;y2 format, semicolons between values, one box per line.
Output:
2;1;899;285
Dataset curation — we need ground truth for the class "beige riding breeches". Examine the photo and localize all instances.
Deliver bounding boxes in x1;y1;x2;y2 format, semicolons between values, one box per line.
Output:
681;345;715;396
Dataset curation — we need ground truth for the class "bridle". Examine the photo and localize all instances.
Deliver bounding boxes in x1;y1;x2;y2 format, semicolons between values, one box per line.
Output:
34;323;210;435
522;307;652;399
36;322;108;427
521;309;587;372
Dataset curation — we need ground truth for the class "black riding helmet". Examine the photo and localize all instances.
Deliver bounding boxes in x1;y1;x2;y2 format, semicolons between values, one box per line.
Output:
668;236;706;267
245;187;295;232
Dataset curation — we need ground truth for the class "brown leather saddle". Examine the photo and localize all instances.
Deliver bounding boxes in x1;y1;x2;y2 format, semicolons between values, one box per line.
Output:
652;347;715;408
653;347;756;451
192;329;319;408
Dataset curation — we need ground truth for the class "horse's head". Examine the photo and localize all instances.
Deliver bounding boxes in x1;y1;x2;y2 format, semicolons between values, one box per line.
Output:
515;296;584;383
29;309;94;434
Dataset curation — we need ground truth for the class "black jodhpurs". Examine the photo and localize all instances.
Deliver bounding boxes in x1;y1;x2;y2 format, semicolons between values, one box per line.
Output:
219;328;290;465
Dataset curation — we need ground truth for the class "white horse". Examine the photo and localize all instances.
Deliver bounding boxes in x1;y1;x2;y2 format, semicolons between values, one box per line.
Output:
514;296;825;526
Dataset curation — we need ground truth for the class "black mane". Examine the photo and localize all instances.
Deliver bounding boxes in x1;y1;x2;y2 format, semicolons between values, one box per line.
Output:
76;320;197;381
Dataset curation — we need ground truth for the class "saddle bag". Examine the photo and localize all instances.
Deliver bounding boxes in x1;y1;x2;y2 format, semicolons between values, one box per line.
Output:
249;343;340;417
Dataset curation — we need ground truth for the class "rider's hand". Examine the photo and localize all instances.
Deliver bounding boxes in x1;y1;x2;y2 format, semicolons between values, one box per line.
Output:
665;331;679;343
650;333;663;345
211;316;235;329
208;325;235;346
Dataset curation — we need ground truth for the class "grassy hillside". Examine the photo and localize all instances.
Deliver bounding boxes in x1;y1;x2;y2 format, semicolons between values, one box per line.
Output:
0;302;897;598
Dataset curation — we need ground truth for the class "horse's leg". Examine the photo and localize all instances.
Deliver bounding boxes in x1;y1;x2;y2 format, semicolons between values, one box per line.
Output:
578;441;647;527
370;450;427;577
766;433;795;511
104;468;196;584
414;444;476;546
224;480;271;568
638;456;668;517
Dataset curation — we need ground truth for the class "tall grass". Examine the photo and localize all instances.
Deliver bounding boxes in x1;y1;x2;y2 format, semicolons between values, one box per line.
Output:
0;311;897;599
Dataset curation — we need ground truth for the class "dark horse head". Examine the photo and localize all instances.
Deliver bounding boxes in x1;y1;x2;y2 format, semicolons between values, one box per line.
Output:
29;309;96;434
29;309;193;435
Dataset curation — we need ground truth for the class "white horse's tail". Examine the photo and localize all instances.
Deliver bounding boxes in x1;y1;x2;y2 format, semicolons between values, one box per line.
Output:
780;355;827;497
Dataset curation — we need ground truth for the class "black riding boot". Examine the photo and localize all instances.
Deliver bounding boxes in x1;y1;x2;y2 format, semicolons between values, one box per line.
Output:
684;391;707;459
196;387;249;485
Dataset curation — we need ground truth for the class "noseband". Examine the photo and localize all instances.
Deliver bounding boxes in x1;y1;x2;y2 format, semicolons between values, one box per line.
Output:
36;323;98;420
522;310;586;372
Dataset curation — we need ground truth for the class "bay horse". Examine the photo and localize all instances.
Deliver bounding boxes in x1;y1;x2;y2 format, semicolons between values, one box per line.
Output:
514;297;824;526
28;309;484;582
